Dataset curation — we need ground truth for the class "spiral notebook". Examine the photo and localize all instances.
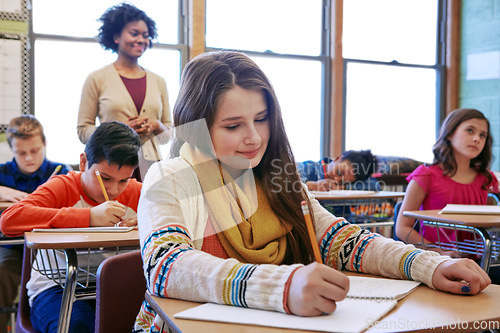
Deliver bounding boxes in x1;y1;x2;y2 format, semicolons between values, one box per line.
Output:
440;204;500;215
174;276;420;333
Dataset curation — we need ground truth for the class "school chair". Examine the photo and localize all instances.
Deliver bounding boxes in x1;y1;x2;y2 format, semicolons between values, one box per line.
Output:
95;250;146;333
16;243;38;333
392;201;420;242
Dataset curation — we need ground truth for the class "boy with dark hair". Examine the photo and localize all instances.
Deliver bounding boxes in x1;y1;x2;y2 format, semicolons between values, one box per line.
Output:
0;114;69;333
298;150;381;191
0;121;142;333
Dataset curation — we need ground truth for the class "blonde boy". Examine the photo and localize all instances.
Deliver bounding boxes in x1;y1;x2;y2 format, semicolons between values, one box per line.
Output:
0;115;69;333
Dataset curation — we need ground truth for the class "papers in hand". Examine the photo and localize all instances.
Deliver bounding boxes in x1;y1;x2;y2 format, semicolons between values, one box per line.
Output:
440;204;500;215
174;276;420;333
32;227;135;233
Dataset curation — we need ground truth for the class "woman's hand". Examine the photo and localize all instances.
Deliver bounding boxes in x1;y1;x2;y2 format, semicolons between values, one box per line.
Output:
287;262;349;316
127;116;152;136
432;259;490;295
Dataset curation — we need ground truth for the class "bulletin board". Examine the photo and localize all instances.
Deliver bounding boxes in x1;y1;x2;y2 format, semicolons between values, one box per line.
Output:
0;0;29;133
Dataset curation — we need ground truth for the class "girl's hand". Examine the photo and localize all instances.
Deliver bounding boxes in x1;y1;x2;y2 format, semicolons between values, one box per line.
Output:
89;201;126;227
432;259;490;295
287;262;349;316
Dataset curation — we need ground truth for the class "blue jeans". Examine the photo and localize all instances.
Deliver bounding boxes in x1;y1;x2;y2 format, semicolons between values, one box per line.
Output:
30;286;95;333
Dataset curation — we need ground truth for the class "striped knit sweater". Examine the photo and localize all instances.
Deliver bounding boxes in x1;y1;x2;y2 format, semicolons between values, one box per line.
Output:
133;158;450;333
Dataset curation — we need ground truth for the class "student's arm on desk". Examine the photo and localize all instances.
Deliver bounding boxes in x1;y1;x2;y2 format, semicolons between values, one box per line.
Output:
306;179;342;191
396;180;462;258
0;185;28;203
0;181;91;237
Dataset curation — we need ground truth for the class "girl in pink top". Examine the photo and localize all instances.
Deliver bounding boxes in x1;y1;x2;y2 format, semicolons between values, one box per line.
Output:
395;108;499;257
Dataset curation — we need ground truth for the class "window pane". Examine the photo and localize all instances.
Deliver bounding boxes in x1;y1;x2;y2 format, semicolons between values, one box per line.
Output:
32;0;178;44
34;40;179;164
343;0;438;65
251;56;322;162
206;0;323;56
345;62;436;162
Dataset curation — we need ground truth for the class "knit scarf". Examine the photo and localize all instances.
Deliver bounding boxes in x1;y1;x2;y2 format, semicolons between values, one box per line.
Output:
180;143;291;265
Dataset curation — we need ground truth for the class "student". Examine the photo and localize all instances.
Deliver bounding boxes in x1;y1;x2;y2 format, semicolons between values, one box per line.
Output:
297;150;381;191
0;115;69;202
395;108;499;258
133;51;490;332
0;114;69;333
77;3;171;180
0;121;142;333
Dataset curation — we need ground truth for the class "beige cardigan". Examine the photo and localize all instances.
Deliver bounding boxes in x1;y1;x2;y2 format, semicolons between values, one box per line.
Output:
77;64;171;160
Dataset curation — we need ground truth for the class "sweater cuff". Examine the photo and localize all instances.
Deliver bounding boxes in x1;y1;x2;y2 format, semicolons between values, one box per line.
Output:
411;251;452;288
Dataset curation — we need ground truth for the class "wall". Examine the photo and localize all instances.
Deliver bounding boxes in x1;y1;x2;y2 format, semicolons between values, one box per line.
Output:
460;0;500;171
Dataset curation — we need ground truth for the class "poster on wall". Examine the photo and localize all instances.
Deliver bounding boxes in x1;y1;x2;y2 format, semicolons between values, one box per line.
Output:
0;37;22;130
0;0;22;14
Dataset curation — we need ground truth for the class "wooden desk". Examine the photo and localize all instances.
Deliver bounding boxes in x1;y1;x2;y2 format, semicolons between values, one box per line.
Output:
312;191;405;237
145;279;500;333
403;210;500;271
0;200;13;212
311;190;405;201
24;230;139;333
0;201;23;245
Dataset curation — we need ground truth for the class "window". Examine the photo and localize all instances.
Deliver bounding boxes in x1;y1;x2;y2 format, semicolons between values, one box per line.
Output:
31;0;186;164
206;0;327;162
342;0;443;162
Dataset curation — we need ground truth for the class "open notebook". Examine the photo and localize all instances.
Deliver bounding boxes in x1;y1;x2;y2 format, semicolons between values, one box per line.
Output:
174;276;420;333
31;227;135;233
440;204;500;215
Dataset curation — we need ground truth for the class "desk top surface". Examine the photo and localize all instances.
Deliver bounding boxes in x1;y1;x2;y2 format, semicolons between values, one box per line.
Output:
24;229;140;249
0;200;12;212
404;210;500;228
312;190;405;201
146;275;500;333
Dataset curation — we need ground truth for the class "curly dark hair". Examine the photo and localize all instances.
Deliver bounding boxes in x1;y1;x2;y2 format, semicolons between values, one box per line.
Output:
97;3;157;53
341;149;378;181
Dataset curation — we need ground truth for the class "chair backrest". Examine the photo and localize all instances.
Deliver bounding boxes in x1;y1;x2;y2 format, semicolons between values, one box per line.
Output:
95;250;146;333
487;193;499;206
392;201;421;242
16;243;39;333
392;201;403;242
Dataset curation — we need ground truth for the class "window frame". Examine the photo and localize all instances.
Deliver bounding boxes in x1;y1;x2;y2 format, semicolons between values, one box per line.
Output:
27;0;190;115
332;0;452;157
204;0;333;159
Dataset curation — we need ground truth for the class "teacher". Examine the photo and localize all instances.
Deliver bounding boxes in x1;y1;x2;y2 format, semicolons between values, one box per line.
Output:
77;3;171;180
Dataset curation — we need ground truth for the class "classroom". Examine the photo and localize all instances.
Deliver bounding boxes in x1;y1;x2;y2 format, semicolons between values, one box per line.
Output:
0;1;500;333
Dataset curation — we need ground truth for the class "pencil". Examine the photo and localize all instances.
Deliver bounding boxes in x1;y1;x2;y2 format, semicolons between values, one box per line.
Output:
301;201;322;263
321;160;328;178
49;165;62;179
94;170;109;201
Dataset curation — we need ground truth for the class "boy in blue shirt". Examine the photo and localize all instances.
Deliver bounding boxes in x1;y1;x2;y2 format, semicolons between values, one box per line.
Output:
298;150;381;191
0;115;69;332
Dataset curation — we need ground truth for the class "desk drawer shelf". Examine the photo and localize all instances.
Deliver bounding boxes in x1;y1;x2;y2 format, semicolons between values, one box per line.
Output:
317;197;398;238
31;246;138;298
412;221;499;269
